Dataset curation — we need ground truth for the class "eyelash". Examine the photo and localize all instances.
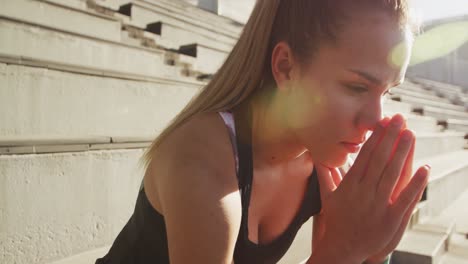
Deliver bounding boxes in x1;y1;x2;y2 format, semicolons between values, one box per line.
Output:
384;89;395;96
346;85;394;97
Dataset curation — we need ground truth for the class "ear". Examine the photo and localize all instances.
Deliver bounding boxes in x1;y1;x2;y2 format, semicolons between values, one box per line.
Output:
271;42;295;91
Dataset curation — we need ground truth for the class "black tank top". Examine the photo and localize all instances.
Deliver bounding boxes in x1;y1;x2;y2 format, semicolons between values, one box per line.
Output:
95;104;322;264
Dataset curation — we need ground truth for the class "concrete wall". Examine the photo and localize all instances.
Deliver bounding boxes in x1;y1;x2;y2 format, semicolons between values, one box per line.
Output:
0;149;144;264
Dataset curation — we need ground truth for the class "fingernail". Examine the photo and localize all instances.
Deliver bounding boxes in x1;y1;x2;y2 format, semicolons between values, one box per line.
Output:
424;164;431;170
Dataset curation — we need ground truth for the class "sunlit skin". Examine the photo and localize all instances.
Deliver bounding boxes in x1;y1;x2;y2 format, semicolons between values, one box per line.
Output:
142;6;429;264
249;9;419;263
250;10;412;170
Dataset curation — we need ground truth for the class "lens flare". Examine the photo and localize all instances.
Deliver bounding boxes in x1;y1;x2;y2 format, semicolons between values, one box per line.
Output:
410;21;468;66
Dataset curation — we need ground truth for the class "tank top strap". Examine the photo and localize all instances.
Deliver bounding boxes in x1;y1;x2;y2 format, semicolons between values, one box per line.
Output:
233;104;254;215
218;111;240;174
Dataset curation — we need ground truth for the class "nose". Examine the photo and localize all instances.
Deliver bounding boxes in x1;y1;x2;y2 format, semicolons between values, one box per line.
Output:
356;98;383;132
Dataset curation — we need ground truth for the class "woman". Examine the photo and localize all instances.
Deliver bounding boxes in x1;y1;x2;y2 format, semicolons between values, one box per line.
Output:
97;0;430;263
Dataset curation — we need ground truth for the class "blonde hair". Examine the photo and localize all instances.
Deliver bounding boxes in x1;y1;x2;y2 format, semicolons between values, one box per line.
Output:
140;0;411;169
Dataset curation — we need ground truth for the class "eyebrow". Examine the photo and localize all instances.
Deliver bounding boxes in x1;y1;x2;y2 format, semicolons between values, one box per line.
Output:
347;69;402;87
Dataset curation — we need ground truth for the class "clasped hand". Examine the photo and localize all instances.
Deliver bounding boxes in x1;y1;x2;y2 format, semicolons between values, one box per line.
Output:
312;114;430;263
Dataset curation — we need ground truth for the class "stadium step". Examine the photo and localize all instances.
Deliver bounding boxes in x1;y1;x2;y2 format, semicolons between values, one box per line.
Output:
439;251;468;264
444;118;468;134
0;0;122;42
48;246;111;264
414;132;466;160
119;1;237;51
393;95;466;112
0;63;201;137
179;43;228;74
384;99;413;114
434;187;468;236
0;18;201;82
416;105;468;120
393;229;448;264
420;188;468;263
406;115;441;133
394;86;451;104
413;78;465;94
414;150;468;219
137;0;242;36
447;233;468;259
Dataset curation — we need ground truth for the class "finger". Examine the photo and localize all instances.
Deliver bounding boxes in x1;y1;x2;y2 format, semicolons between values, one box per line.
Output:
390;166;429;219
315;164;336;200
363;114;406;188
345;117;390;184
331;167;343;187
384;177;426;251
377;129;414;201
391;134;415;202
381;116;392;127
399;178;425;229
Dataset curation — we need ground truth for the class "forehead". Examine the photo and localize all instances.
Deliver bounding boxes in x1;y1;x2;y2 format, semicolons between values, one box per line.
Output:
313;10;412;83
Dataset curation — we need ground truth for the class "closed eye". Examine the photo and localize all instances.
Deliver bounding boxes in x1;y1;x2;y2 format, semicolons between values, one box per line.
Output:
345;84;368;94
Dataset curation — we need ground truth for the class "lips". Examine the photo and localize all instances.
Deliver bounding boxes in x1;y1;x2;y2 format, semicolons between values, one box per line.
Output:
341;142;363;153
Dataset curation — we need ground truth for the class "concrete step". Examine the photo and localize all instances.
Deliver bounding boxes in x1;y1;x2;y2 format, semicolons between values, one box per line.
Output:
44;0;88;10
406;115;441;133
0;149;145;264
383;99;413;114
88;0;122;11
119;1;237;51
121;24;226;74
447;233;468;258
414;132;466;160
0;63;201;137
393;95;467;112
439;251;468;264
393;229;448;264
179;43;228;74
416;79;468;105
48;246;111;264
414;150;468;219
394;85;451;104
0;135;154;155
445;119;468;134
0;0;122;42
138;0;242;35
142;19;231;53
435;187;468;236
0;18;202;82
402;80;436;94
426;189;468;263
412;78;466;95
413;218;456;237
394;216;456;264
119;25;201;74
416;105;468;121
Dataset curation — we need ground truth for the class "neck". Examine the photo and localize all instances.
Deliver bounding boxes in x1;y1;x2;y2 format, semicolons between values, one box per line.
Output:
249;91;309;169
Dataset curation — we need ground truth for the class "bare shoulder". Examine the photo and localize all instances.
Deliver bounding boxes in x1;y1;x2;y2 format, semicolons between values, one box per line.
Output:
145;111;239;202
145;112;241;262
152;112;237;182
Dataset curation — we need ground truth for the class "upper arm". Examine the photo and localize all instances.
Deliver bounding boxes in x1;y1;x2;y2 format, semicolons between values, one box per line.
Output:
154;114;242;264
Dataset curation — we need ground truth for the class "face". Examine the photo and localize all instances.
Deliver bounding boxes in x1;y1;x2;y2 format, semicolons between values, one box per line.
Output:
282;10;413;167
